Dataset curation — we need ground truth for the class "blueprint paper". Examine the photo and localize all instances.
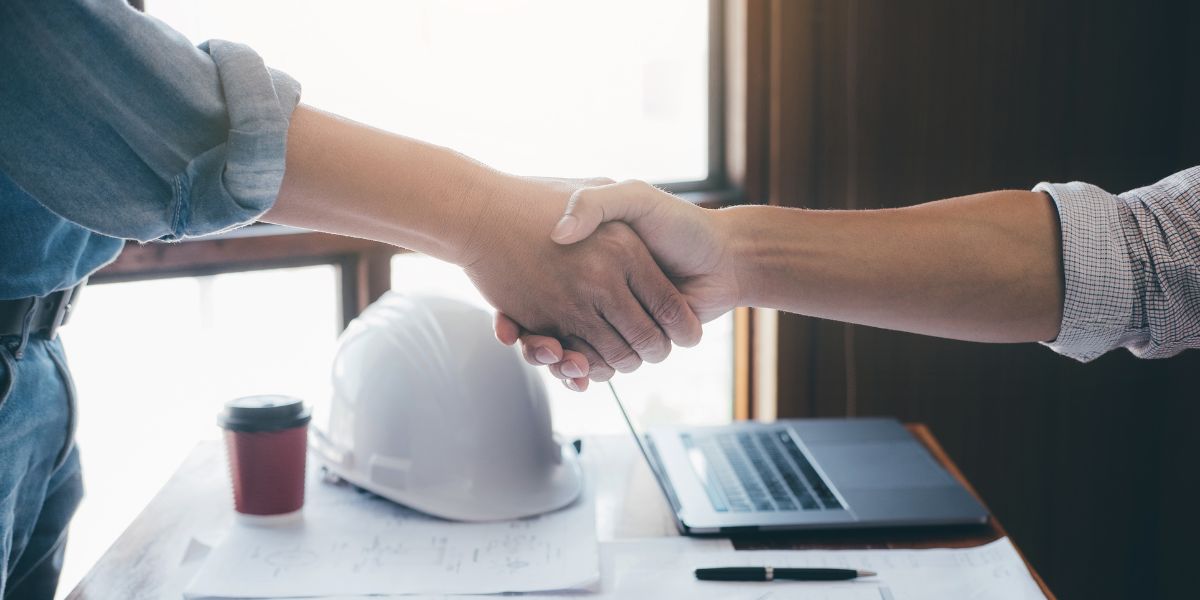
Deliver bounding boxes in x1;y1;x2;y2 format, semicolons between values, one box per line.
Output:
185;537;876;600
183;469;598;598
391;536;1038;599
183;536;1041;600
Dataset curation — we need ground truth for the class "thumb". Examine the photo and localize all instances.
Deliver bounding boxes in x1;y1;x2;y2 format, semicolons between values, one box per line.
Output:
550;180;657;245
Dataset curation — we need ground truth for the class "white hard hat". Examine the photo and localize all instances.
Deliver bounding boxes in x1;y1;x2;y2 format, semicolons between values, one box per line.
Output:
311;292;582;521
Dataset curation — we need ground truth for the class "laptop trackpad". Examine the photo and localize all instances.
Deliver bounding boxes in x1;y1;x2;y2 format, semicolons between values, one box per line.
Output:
814;441;955;490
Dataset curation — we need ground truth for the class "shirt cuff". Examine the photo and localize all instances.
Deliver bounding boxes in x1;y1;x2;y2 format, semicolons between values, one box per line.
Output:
168;40;302;240
1035;180;1137;362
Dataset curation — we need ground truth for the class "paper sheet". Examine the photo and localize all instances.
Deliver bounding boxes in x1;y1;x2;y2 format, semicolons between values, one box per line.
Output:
421;536;1040;600
590;538;884;600
180;536;1042;600
673;537;1046;600
183;537;873;600
534;536;1042;600
183;468;599;598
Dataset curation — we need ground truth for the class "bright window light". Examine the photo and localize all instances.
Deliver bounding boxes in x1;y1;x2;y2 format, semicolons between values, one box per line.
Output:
147;0;710;183
57;266;339;597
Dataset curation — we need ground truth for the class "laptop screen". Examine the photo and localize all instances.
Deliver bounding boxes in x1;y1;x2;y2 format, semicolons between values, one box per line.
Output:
606;381;672;488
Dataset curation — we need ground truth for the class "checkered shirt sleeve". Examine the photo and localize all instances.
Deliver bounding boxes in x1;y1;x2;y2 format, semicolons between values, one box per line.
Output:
1035;166;1200;361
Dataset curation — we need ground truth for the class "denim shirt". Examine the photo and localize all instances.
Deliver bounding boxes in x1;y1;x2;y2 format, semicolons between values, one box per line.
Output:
0;0;301;300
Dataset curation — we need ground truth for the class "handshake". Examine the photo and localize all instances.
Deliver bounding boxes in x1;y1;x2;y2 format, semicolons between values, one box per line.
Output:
268;107;755;386
463;178;743;392
460;174;1067;391
269;106;1064;375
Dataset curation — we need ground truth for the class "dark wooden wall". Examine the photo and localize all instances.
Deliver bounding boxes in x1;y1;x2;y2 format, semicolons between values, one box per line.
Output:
753;1;1200;598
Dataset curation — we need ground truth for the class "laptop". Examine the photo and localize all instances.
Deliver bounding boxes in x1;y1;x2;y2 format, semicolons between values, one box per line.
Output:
607;382;988;534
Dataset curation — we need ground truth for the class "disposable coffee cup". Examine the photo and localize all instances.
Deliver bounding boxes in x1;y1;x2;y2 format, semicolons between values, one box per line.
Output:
217;395;311;521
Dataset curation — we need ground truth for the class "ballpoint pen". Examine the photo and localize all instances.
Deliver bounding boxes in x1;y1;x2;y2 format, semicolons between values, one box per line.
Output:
694;567;877;582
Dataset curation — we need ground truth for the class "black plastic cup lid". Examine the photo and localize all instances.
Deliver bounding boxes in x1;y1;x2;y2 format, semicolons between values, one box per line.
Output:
217;395;312;433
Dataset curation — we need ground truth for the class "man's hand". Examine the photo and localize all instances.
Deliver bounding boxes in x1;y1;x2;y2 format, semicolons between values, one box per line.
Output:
501;181;1069;382
494;180;741;390
463;177;704;377
554;180;740;322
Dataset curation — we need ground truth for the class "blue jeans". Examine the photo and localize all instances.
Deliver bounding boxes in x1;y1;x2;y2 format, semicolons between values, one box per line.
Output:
0;334;83;600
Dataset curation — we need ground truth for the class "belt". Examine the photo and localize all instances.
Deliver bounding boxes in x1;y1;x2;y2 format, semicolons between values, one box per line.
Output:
0;280;85;340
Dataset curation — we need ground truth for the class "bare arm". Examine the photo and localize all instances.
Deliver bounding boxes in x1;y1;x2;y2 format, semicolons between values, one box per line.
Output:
267;105;511;266
499;182;1066;387
264;107;702;375
509;168;1200;387
722;191;1064;342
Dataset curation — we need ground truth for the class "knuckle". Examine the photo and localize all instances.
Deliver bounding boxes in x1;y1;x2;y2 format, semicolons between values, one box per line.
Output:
593;222;638;252
642;335;672;364
627;324;667;355
653;292;688;328
577;352;610;377
614;358;642;374
621;178;653;192
569;187;594;207
592;334;638;369
607;347;642;373
584;284;614;310
591;336;624;359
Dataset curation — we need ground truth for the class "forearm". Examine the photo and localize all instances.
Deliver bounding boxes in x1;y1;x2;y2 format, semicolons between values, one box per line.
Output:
722;190;1064;343
265;105;524;265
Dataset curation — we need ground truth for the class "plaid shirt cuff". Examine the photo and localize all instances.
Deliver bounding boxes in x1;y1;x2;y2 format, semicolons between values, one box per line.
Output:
1034;181;1137;362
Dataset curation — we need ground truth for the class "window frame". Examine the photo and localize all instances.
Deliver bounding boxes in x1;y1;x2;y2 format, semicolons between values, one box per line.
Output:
95;0;754;408
660;0;728;197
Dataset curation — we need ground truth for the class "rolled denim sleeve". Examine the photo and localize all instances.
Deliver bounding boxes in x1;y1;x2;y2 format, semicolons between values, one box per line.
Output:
0;0;301;242
1035;166;1200;361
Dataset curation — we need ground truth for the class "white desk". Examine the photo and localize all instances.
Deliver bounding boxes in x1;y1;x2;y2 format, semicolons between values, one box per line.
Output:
66;428;1053;599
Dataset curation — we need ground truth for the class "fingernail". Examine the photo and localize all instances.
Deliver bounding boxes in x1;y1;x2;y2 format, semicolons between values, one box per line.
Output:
535;347;557;364
551;214;579;241
565;379;580;392
562;363;584;378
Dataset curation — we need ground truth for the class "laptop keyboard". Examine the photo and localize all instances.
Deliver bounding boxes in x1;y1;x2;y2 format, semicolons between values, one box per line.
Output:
683;430;842;513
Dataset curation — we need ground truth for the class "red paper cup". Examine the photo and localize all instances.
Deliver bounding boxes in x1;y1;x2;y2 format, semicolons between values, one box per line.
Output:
218;395;311;519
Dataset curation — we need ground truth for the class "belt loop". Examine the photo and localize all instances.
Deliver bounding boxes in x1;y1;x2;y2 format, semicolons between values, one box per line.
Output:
0;343;15;411
46;283;80;341
12;297;38;359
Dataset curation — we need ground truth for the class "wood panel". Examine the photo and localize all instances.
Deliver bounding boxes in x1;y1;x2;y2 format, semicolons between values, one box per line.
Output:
726;0;772;419
756;1;1200;598
767;0;820;418
724;0;771;205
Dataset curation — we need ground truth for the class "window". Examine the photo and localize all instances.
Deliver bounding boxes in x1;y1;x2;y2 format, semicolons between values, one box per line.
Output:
59;2;731;597
59;266;340;597
149;0;714;186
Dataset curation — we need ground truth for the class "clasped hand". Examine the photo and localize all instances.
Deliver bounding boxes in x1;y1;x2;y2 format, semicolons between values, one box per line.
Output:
461;177;714;385
486;180;741;391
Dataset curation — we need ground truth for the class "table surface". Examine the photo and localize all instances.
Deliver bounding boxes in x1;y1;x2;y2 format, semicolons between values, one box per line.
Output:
67;423;1054;599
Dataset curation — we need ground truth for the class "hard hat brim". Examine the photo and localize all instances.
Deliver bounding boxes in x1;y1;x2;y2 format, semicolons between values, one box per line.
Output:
313;435;584;522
